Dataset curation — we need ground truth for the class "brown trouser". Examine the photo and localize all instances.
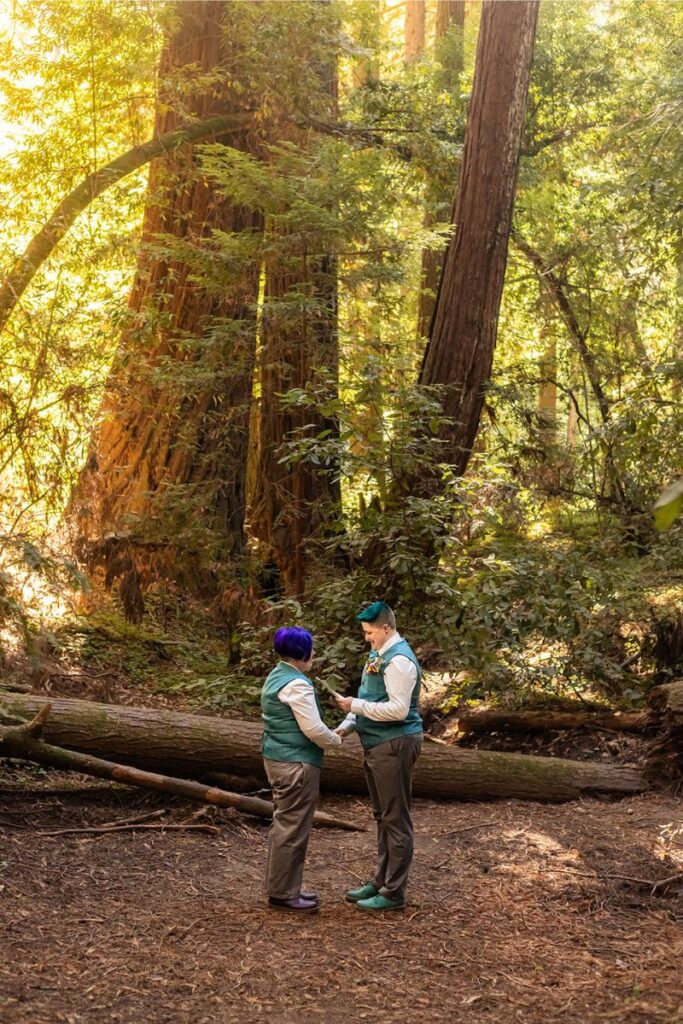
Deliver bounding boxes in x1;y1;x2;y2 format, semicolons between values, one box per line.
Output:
363;733;422;900
263;758;320;900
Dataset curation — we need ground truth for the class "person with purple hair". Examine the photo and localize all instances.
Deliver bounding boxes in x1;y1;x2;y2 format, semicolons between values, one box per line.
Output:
261;625;342;914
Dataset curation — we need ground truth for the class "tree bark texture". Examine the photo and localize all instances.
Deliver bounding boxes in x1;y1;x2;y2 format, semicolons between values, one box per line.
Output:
419;0;539;477
0;692;647;802
648;679;683;723
436;0;466;46
70;1;263;611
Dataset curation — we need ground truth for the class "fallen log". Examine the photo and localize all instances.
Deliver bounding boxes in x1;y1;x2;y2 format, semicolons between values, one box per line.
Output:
456;709;649;736
0;691;647;801
0;704;363;831
645;679;683;786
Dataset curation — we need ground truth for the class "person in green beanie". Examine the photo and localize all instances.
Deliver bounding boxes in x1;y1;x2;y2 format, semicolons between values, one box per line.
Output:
335;602;422;911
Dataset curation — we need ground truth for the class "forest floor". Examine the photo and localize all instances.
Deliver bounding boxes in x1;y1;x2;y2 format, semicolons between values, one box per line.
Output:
1;762;682;1024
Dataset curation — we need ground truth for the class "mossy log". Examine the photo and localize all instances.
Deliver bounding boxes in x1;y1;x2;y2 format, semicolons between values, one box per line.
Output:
0;691;648;802
456;709;649;736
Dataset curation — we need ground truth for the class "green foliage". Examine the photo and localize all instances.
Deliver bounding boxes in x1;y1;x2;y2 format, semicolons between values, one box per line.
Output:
0;531;89;658
654;477;683;531
0;0;681;711
0;0;163;532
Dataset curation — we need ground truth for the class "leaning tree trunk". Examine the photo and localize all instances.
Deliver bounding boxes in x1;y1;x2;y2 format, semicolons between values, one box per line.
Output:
0;114;250;338
512;231;630;507
69;1;263;616
0;692;647;802
418;0;539;479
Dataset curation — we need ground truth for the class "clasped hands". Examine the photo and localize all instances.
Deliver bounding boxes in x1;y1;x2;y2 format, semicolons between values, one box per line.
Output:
333;691;354;740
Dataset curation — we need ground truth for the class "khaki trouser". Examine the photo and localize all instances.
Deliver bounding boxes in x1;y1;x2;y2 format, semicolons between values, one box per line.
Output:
363;734;422;900
263;758;320;899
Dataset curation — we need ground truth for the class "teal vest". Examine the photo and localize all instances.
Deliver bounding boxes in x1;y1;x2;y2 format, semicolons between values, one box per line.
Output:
355;638;423;749
261;662;324;768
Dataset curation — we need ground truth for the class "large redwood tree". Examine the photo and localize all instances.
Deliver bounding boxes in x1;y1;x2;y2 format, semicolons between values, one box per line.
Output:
71;1;263;612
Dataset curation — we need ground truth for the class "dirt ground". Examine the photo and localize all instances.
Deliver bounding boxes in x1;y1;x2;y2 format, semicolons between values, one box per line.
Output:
1;767;682;1024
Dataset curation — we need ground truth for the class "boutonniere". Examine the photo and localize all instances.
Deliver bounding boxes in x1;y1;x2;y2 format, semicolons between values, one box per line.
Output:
365;653;385;675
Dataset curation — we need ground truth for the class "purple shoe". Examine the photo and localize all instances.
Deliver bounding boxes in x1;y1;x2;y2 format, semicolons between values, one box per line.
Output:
268;896;319;914
300;890;318;903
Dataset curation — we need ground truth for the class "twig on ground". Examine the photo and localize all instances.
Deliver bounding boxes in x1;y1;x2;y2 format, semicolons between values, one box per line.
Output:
545;867;683;894
41;822;221;837
0;785;135;797
441;821;498;836
82;808;167;829
650;872;683;894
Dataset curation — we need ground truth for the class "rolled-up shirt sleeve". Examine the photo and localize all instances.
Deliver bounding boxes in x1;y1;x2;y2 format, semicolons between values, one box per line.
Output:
338;711;357;734
350;655;417;722
278;679;342;749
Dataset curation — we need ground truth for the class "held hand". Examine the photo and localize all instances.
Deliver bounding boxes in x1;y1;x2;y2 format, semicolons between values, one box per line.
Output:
335;695;354;713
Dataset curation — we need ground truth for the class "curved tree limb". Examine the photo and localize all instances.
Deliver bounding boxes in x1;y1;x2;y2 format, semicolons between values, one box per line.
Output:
0;113;252;336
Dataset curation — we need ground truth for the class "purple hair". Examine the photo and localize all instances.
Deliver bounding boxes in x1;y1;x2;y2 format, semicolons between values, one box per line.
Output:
273;626;313;662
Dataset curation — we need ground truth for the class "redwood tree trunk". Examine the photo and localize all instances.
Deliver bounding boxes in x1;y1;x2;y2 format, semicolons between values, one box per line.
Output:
70;2;263;612
0;692;647;802
436;0;467;48
405;0;426;62
249;244;340;596
249;55;341;597
419;0;539;477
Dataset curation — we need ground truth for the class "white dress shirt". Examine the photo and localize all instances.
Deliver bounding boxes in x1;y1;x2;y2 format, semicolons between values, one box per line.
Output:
278;678;342;749
339;632;417;735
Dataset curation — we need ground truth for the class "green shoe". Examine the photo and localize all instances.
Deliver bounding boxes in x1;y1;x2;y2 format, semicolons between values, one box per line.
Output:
356;894;405;912
345;883;379;903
